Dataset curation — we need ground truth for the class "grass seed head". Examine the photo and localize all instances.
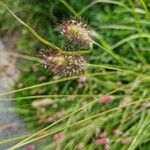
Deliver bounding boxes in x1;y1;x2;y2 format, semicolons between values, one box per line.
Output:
41;50;87;76
60;20;93;48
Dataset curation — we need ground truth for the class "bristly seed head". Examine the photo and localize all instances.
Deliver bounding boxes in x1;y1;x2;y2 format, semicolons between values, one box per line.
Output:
41;50;87;76
60;20;93;48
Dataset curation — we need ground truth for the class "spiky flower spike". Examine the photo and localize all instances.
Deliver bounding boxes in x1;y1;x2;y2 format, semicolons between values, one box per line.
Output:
41;50;87;76
60;20;93;48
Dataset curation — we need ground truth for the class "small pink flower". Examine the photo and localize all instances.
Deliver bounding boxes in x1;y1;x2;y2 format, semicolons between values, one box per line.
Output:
38;88;47;94
99;132;107;138
120;96;132;106
78;76;87;84
142;102;150;109
24;145;35;150
38;76;47;82
30;89;38;95
53;133;65;142
67;95;75;101
45;111;64;123
3;123;16;131
104;144;110;150
112;129;123;136
16;83;24;88
37;107;46;114
53;75;60;80
32;99;52;108
121;137;132;144
21;68;30;73
96;137;110;145
99;95;115;105
31;64;38;72
75;143;85;150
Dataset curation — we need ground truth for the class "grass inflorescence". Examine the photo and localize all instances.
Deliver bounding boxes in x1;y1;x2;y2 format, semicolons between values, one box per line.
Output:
0;0;150;150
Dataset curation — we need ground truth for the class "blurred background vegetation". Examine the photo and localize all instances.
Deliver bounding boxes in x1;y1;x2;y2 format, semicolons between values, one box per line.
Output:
0;0;150;149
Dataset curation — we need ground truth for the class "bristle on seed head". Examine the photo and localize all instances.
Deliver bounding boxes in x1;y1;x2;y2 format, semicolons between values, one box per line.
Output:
41;50;87;76
60;20;93;48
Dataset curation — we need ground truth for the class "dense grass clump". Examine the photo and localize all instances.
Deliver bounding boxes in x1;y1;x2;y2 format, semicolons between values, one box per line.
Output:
0;0;150;149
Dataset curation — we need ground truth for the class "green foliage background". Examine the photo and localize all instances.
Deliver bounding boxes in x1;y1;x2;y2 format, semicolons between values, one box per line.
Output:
0;0;150;149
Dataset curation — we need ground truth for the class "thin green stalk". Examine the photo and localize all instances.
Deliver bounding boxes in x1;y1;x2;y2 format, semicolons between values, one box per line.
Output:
140;0;150;18
0;76;78;97
0;68;138;97
93;41;124;65
60;0;81;19
0;94;97;101
112;33;150;49
94;24;136;31
8;83;131;149
0;134;30;145
128;115;150;150
77;0;129;16
0;51;43;63
8;97;150;150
